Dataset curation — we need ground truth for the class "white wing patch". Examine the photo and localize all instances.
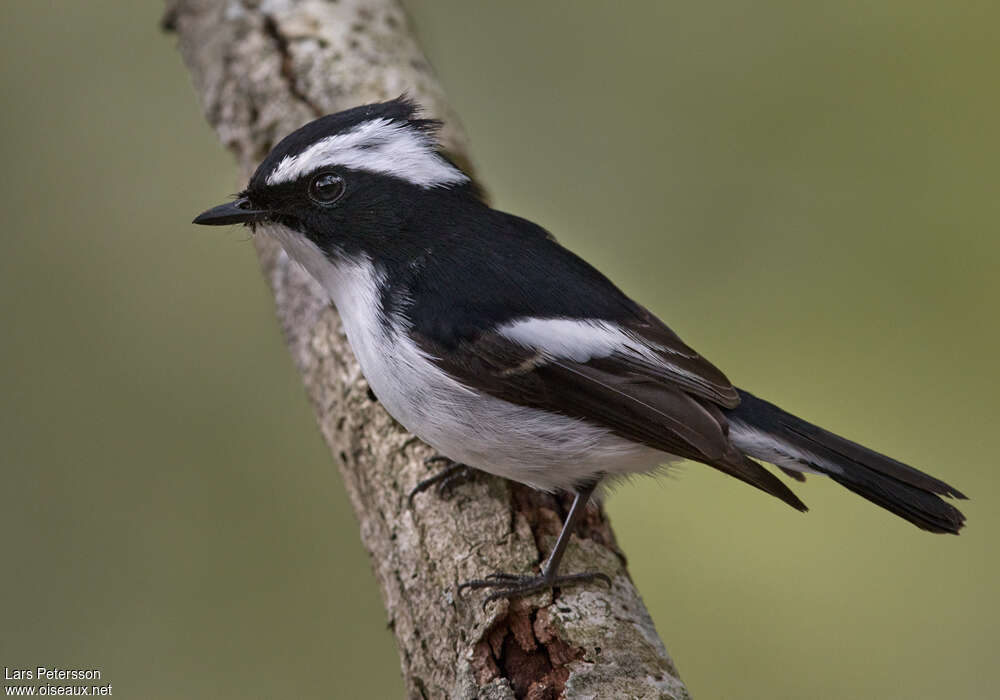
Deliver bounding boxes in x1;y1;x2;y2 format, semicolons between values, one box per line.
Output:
498;316;738;405
265;118;469;189
498;318;630;362
497;317;695;369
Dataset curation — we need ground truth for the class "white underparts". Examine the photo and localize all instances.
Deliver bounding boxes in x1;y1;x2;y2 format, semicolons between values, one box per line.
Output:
265;118;469;189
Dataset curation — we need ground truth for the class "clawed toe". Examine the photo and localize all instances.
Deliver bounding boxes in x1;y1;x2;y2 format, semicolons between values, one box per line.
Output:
458;570;611;609
457;573;534;593
453;482;609;610
407;458;476;505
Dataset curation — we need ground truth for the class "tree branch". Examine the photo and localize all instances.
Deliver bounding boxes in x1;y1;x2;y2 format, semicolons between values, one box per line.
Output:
166;1;690;697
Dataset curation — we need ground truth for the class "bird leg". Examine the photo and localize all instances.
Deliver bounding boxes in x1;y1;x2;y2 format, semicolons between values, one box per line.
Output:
408;456;477;505
458;481;611;607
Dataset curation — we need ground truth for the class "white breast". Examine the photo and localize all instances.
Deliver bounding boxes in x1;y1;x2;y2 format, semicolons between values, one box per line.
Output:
263;225;668;491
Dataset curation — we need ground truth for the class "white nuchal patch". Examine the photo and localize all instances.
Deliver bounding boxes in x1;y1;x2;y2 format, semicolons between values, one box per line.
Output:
265;118;469;188
728;421;842;475
259;224;668;490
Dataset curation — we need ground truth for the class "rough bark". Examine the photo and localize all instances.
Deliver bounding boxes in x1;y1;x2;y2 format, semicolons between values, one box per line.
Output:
165;1;690;697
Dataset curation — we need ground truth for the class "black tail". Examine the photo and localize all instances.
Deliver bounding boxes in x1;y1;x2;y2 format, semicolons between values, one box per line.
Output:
725;389;967;534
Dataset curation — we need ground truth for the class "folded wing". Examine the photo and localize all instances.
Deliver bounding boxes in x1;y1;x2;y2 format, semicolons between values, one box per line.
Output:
413;314;806;510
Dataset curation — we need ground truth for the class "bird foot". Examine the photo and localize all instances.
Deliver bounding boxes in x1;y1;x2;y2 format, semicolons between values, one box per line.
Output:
408;456;476;505
458;570;611;609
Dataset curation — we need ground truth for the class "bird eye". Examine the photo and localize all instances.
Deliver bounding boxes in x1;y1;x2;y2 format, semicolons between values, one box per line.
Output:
308;172;346;205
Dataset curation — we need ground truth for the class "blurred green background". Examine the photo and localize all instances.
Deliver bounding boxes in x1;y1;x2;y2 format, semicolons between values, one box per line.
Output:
1;1;995;698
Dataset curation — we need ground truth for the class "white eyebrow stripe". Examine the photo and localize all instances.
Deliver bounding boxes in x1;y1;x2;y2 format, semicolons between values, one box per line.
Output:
265;118;469;188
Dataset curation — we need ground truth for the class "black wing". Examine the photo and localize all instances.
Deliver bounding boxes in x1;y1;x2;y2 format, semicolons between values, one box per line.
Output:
412;317;806;511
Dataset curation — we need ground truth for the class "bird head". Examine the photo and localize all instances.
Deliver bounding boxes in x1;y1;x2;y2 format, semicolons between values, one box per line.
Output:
193;97;475;267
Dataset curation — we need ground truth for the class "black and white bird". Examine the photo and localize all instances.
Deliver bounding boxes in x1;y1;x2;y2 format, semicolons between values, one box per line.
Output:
194;97;967;602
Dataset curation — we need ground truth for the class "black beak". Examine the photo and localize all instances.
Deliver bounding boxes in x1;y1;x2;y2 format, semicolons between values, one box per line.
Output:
192;198;269;226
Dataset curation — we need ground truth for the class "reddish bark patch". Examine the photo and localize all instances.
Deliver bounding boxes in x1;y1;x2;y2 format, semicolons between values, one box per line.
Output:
468;484;627;697
471;600;583;699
